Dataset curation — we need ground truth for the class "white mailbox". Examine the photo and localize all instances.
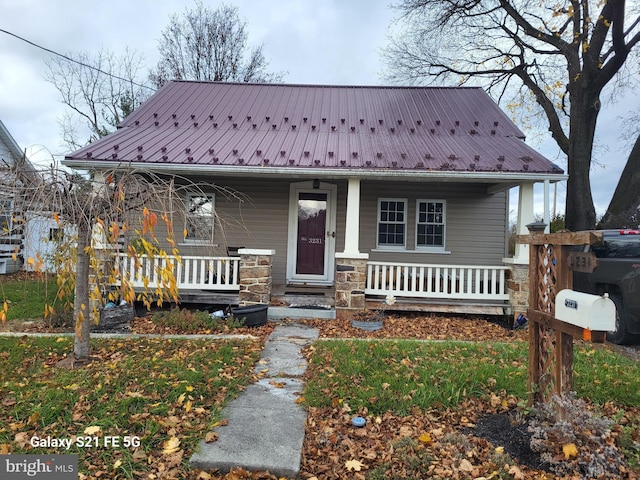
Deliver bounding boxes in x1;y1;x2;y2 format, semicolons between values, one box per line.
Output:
555;289;616;331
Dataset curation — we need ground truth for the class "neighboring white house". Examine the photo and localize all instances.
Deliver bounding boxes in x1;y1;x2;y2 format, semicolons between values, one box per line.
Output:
0;119;51;274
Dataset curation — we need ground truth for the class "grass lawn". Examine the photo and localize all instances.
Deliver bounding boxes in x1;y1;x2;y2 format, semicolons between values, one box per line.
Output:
0;273;62;321
302;339;640;479
0;335;262;479
304;340;640;413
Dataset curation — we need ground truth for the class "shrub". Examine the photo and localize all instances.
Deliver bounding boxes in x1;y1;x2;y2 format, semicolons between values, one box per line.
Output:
151;307;244;333
528;392;626;478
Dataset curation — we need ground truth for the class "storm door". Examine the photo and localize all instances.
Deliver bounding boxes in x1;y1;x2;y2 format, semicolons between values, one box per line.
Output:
287;182;336;284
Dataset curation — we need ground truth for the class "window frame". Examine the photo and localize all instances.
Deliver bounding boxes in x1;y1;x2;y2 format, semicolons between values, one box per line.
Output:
415;199;447;251
376;198;407;250
183;192;215;245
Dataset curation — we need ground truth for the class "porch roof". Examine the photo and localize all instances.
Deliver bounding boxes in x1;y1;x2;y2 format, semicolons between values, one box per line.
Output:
64;82;564;182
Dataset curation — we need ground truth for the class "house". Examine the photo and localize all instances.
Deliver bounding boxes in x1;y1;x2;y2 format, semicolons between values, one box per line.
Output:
63;82;566;318
0;120;37;273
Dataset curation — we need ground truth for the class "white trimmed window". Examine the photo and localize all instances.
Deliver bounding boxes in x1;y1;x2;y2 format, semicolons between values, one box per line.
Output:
185;193;215;243
416;200;446;249
377;198;406;248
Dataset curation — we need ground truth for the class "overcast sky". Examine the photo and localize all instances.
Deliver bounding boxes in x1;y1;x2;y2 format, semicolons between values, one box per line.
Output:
1;0;638;219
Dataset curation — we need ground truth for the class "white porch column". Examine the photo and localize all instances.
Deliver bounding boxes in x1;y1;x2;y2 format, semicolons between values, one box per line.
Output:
335;177;369;320
543;179;550;233
344;177;362;255
514;182;535;263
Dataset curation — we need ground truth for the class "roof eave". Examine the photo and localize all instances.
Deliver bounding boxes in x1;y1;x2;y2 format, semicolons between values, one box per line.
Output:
62;159;567;183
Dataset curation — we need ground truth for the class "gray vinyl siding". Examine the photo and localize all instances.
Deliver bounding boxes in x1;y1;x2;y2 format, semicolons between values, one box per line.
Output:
173;176;347;285
359;181;507;265
132;175;506;286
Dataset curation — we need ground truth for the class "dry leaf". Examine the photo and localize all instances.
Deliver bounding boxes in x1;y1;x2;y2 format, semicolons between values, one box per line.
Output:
458;458;474;472
0;443;10;454
345;459;364;472
28;411;40;425
162;437;180;455
113;459;122;470
14;432;30;448
205;431;218;443
132;448;147;462
84;425;101;435
509;465;525;479
418;432;432;444
563;442;578;459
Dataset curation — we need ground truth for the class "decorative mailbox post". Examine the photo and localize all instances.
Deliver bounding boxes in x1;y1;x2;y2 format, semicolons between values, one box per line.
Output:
522;230;616;404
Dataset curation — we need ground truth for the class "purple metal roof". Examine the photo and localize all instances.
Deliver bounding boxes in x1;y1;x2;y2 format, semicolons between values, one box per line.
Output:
65;82;563;176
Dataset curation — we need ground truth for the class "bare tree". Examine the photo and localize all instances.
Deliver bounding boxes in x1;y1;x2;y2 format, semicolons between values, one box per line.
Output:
385;0;640;231
150;1;284;88
45;47;152;150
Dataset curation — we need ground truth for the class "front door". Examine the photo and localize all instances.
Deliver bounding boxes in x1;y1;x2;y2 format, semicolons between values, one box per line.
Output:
287;182;336;284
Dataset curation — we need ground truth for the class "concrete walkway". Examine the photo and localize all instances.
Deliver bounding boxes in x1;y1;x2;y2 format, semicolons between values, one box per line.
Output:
190;323;319;477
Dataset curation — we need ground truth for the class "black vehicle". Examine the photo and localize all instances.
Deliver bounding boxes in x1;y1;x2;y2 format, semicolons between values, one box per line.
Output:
573;229;640;344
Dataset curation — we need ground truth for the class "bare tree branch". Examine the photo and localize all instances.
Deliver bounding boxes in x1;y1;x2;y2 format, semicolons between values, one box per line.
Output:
45;47;151;150
384;0;640;230
150;1;285;88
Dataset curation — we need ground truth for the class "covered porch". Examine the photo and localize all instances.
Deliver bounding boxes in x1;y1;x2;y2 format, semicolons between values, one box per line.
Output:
112;176;553;318
116;252;512;316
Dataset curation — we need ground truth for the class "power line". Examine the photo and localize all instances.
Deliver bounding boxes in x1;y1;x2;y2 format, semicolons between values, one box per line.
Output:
0;28;156;92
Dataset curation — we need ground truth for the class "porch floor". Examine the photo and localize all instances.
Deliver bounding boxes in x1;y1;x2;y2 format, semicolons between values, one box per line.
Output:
175;286;508;317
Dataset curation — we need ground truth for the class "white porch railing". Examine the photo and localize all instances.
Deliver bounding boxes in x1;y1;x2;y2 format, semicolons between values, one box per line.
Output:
365;261;510;301
117;254;240;291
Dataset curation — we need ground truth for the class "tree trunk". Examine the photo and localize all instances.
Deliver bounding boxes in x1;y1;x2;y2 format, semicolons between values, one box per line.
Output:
74;222;92;361
599;133;640;229
564;93;599;231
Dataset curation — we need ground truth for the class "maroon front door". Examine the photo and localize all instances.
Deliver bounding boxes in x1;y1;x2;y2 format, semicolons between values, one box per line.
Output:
296;192;327;275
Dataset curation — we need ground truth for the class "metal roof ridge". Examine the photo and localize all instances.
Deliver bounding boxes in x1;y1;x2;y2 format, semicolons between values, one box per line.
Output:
169;80;483;91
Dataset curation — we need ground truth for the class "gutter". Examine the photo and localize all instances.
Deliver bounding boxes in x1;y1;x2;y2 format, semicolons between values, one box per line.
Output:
62;159;567;184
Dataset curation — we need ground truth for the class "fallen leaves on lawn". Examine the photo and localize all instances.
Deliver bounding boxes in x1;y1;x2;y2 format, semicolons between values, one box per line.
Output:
301;397;549;480
299;314;528;342
1;336;265;480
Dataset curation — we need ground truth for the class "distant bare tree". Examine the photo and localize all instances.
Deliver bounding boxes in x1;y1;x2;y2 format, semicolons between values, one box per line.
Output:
385;0;640;231
150;1;284;88
45;47;152;150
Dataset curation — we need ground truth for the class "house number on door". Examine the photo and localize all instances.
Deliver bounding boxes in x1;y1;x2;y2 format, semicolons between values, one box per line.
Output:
308;238;323;244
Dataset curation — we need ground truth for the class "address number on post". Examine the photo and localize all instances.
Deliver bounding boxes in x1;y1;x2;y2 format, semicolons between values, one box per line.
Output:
567;251;598;273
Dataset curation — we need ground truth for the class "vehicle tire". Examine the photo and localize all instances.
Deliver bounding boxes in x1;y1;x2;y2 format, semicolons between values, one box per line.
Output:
607;294;634;345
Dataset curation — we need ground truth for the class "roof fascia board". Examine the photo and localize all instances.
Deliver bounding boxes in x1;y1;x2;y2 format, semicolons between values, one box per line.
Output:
62;160;567;183
0;119;24;161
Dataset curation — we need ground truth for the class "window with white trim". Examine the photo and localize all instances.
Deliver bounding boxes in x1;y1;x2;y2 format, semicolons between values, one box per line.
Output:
184;193;215;243
416;200;446;249
377;199;406;248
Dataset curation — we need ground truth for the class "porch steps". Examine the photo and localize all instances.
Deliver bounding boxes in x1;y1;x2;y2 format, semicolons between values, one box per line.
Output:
268;305;335;320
